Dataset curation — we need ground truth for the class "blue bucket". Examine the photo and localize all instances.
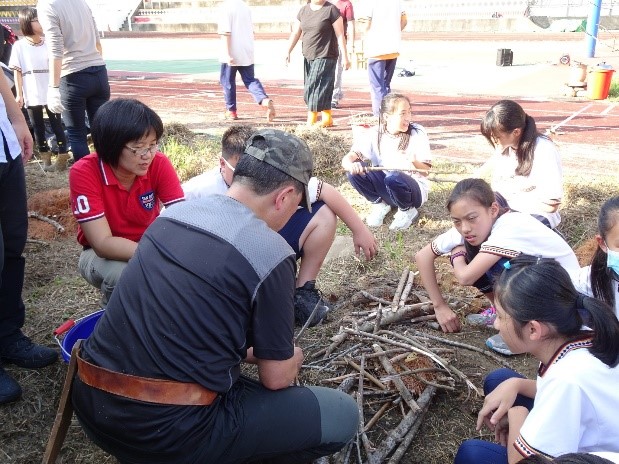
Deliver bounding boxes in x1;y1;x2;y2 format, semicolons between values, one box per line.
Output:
54;310;105;363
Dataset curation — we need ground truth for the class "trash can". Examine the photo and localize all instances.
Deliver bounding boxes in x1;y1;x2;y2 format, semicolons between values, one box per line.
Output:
496;48;513;66
587;63;615;100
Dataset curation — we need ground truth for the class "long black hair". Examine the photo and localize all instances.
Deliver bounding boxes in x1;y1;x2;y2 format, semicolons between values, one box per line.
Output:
480;100;550;177
495;255;619;367
591;196;619;308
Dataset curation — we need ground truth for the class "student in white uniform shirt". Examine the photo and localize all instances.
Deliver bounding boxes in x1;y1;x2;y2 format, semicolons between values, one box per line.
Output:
481;100;563;229
415;179;579;338
454;255;619;464
183;125;377;327
341;93;431;231
573;196;619;318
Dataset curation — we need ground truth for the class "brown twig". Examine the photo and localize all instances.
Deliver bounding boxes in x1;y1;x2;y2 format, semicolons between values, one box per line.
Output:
398;270;417;308
345;358;388;390
324;302;433;356
365;166;430;174
392;268;409;310
372;344;420;412
386;330;482;396
427;176;460;183
367;385;436;463
294;298;322;343
333;442;353;464
360;291;392;306
359;167;461;183
357;355;374;458
362;347;408;360
363;400;393;433
27;211;65;233
410;330;514;370
410;314;437;324
373;304;382;334
321;373;357;384
385;364;457;391
26;239;50;246
346;329;448;370
385;386;438;464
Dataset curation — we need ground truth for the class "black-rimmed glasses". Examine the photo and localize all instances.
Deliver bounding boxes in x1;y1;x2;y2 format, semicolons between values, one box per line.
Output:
124;144;159;157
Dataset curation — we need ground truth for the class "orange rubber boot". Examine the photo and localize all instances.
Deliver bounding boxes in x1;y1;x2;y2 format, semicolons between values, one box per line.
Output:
319;110;333;127
307;111;319;125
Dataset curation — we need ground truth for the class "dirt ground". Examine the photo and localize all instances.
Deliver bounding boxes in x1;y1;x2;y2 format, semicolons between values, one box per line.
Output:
1;29;616;464
1;141;603;464
0;150;591;463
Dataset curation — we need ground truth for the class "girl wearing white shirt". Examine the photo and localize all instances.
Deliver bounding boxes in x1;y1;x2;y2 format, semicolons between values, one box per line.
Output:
342;93;431;231
9;7;68;171
455;255;619;464
415;178;578;334
481;100;563;229
573;196;619;318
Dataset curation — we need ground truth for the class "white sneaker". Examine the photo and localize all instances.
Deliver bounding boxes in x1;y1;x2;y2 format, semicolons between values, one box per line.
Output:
389;207;419;230
486;334;514;356
366;202;392;227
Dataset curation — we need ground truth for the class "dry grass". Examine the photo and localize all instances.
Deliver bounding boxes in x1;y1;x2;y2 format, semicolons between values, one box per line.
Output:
4;125;615;464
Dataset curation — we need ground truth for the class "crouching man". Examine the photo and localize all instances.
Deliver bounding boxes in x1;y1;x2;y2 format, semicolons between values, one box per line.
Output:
183;125;377;328
71;129;358;463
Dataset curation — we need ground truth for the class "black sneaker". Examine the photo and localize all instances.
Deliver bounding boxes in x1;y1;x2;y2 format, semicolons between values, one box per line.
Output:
294;281;330;327
0;336;58;369
0;366;22;404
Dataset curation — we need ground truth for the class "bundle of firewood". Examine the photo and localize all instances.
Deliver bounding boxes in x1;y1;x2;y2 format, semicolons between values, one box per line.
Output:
299;268;511;464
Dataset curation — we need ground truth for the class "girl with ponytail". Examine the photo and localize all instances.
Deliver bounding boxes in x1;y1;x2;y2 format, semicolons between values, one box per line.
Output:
574;196;619;318
481;100;563;229
455;255;619;464
415;179;578;337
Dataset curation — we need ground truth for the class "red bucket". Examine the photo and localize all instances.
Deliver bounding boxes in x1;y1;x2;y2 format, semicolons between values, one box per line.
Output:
53;310;105;362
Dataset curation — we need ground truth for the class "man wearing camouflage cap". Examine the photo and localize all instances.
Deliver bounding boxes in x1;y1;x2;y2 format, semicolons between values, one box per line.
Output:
71;129;358;463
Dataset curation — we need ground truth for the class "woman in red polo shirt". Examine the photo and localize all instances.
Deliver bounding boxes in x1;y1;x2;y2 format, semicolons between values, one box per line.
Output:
69;98;184;306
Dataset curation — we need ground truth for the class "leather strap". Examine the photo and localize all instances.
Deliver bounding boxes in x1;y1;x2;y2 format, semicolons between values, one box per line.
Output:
76;352;218;406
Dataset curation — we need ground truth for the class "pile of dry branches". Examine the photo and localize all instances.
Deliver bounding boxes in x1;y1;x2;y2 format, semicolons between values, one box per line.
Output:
298;268;511;463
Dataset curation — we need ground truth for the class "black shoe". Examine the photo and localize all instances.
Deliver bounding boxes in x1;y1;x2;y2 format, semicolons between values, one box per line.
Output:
294;281;330;327
0;336;58;369
0;366;22;404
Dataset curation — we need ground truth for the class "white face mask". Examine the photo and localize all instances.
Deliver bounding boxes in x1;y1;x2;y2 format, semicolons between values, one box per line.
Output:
607;245;619;281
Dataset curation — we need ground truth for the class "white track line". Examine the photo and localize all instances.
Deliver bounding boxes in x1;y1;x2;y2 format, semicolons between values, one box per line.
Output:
548;103;595;134
601;103;616;116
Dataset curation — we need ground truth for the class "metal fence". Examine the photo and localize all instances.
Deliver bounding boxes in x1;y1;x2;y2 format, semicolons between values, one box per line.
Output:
527;0;618;17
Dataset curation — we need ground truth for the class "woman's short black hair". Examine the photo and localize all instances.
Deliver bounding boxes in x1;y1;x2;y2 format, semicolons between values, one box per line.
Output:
18;7;37;37
91;98;164;168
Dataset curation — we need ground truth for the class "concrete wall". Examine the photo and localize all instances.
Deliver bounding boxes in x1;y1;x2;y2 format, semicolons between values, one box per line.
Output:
131;17;542;34
408;18;543;33
129;0;619;33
